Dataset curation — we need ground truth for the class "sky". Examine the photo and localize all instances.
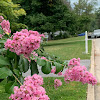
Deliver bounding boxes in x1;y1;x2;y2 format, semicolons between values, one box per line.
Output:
70;0;100;9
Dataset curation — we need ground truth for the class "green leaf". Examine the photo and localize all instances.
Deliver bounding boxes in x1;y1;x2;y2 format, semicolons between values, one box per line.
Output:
0;28;4;34
0;39;6;43
37;58;46;66
48;57;52;60
0;67;13;79
0;25;2;29
7;50;16;59
13;69;20;76
18;55;23;65
0;65;5;68
52;62;55;66
0;55;10;65
7;76;15;82
41;61;51;74
30;60;39;75
18;64;23;72
18;56;29;73
0;44;4;48
22;58;29;73
63;61;68;66
54;62;63;74
19;76;24;84
0;48;6;53
5;81;18;94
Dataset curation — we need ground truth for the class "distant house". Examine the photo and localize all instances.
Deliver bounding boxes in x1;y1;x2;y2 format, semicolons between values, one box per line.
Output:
54;31;65;36
43;31;65;40
44;32;49;41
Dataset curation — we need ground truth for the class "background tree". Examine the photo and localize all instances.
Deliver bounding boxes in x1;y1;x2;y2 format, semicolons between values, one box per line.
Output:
73;0;97;33
95;8;100;29
14;0;76;36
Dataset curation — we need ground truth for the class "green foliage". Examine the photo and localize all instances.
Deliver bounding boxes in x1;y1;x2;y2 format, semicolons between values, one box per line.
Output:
13;69;20;76
0;67;13;79
54;62;63;74
76;15;92;32
74;0;97;15
0;55;10;66
63;61;68;66
73;0;97;33
5;82;17;94
41;61;51;74
11;22;28;33
95;8;100;29
30;60;39;75
19;76;24;84
18;56;29;73
37;57;46;66
19;0;76;33
0;28;4;35
22;58;29;73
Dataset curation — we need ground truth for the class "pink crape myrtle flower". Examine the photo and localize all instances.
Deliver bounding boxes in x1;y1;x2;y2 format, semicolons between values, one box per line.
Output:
64;65;97;85
41;56;48;61
51;67;62;76
31;51;38;60
58;72;62;76
3;28;8;33
0;34;3;38
40;34;45;38
5;29;44;58
51;67;56;73
9;74;50;100
54;79;62;89
0;16;4;22
32;52;38;57
0;16;11;37
0;19;11;33
68;58;80;67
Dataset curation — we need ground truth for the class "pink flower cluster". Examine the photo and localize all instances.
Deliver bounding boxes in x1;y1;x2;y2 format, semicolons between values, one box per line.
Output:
5;29;44;57
31;51;38;61
0;34;3;38
51;67;56;73
68;58;80;67
41;56;48;61
0;16;11;35
64;64;97;85
9;74;49;100
54;79;62;89
1;19;11;33
32;52;38;57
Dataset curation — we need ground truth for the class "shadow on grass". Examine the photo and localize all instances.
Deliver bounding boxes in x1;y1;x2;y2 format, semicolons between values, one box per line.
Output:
44;41;85;47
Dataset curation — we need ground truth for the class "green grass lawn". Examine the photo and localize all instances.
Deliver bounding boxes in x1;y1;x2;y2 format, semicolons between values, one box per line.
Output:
44;36;91;61
43;77;87;100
